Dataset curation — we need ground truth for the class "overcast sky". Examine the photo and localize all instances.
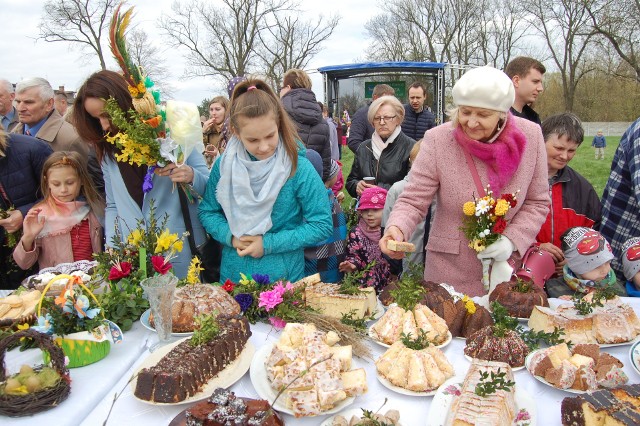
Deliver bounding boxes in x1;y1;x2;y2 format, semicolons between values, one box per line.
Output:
0;0;375;105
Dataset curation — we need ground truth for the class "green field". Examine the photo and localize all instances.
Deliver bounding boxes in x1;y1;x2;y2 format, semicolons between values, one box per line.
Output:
338;135;620;205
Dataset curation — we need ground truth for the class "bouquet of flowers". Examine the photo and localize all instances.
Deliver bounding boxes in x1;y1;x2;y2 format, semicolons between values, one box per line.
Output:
93;201;187;330
106;4;203;200
222;273;308;328
460;185;518;289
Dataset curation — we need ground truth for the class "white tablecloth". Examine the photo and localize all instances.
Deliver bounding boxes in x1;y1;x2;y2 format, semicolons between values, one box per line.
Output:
4;298;640;425
3;322;152;426
82;298;640;426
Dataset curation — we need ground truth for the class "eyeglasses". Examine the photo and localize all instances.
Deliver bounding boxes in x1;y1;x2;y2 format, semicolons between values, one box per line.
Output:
373;115;397;123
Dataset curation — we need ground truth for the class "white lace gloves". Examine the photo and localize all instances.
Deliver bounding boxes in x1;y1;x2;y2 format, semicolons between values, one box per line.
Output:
477;236;515;292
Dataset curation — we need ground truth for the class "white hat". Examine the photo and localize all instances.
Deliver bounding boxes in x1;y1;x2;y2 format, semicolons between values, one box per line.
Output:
452;66;515;113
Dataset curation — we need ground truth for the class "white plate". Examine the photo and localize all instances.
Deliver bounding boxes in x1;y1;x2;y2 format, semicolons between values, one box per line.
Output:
426;376;536;426
371;299;385;320
524;349;586;394
249;342;355;416
140;309;193;336
321;405;402;426
599;335;640;348
376;370;440;396
131;338;255;405
463;354;525;371
629;340;640;376
368;326;452;350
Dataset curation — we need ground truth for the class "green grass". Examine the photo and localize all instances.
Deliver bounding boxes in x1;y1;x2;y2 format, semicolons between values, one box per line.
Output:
567;136;620;197
337;135;619;203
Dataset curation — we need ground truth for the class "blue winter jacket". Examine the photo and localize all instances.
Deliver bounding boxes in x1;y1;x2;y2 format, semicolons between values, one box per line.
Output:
401;104;435;141
592;135;606;148
198;148;333;283
0;134;53;216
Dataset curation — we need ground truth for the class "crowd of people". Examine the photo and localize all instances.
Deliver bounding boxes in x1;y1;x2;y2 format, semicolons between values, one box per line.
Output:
1;57;640;303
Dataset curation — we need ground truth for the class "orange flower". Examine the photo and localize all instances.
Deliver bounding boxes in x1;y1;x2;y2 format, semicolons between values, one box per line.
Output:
143;115;162;128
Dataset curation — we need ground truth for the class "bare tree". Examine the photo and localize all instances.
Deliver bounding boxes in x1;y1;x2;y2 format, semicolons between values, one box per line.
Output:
127;29;175;98
525;0;597;111
585;0;640;82
364;14;418;61
159;0;293;83
39;0;117;70
257;12;340;88
475;0;530;68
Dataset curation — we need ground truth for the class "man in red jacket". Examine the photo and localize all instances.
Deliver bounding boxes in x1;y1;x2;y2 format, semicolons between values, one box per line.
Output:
535;113;601;274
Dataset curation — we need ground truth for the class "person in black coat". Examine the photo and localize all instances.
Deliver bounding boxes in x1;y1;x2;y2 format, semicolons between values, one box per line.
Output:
280;69;332;182
401;82;436;141
346;96;416;198
347;84;396;154
0;127;53;288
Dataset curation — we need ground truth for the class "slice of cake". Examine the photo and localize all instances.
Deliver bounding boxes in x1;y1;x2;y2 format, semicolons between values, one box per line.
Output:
386;240;416;252
304;283;377;319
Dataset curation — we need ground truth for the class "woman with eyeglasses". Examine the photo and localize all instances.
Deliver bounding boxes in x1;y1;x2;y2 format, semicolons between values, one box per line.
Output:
345;96;416;197
380;66;549;297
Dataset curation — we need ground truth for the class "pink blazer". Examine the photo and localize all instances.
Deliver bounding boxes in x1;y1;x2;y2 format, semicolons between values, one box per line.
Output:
387;116;550;296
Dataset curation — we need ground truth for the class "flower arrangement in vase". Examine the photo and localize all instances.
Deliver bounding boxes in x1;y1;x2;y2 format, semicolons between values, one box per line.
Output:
93;201;187;331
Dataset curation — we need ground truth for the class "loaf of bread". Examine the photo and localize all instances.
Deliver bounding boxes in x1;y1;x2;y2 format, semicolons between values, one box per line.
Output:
386;240;416;252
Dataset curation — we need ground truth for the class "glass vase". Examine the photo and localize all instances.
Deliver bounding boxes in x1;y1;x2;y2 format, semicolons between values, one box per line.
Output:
140;274;177;350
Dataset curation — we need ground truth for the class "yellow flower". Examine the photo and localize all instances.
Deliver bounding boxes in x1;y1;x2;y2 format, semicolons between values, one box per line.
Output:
172;239;184;253
186;257;204;285
463;201;476;216
128;85;139;98
155;229;179;253
127;229;144;246
472;239;486;252
137;81;146;94
494;199;510;216
462;295;476;314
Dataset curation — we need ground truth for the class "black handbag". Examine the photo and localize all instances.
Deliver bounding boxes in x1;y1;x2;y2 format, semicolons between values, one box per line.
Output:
177;188;222;283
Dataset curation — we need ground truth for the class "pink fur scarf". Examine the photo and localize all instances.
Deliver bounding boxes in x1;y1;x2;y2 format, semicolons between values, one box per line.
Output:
453;113;527;194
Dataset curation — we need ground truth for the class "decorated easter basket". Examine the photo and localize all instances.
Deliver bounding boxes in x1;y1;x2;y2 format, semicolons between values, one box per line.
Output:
36;275;113;368
0;328;71;417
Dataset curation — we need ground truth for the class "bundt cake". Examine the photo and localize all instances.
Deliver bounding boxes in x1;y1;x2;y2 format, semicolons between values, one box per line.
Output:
489;278;549;318
464;325;529;368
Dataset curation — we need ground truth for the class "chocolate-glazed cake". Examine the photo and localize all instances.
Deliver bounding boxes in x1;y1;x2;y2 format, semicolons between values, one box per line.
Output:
185;388;283;426
561;384;640;425
134;315;251;403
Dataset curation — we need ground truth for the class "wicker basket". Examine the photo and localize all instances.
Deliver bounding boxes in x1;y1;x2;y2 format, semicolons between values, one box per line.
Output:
37;275;111;368
0;328;71;417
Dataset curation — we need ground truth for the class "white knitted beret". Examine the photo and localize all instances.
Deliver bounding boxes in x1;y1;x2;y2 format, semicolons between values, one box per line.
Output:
452;66;515;113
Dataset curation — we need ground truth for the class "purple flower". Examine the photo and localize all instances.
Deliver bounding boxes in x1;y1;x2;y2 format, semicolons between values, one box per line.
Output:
143;166;156;193
234;293;254;313
258;288;284;312
251;273;270;285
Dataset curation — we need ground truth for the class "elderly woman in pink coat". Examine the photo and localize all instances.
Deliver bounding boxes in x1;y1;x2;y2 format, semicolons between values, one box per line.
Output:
381;66;550;296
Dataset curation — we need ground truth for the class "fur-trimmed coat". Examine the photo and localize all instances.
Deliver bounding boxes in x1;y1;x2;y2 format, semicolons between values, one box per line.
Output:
386;116;550;296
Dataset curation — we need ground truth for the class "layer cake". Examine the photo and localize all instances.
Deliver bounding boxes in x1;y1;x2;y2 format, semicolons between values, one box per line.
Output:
447;359;516;426
561;384;640;426
134;315;251;403
304;283;377;319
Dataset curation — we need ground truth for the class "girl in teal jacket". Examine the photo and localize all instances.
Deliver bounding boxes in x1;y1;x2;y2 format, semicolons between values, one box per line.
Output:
198;79;332;283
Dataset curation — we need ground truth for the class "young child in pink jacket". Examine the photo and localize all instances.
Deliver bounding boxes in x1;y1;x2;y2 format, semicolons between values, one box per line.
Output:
339;187;391;292
13;151;104;269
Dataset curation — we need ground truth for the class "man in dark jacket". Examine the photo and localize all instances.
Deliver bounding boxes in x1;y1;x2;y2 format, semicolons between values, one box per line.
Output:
401;82;435;141
535;113;601;275
0;129;53;289
505;57;545;125
347;84;395;154
280;69;332;181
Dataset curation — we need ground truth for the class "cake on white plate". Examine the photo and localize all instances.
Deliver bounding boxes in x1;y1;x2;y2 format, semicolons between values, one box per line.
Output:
265;323;367;417
447;359;516;426
304;283;377;320
528;296;640;345
376;340;454;392
371;303;449;346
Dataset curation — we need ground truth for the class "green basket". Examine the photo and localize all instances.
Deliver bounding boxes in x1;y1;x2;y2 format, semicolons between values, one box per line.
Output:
43;333;111;368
